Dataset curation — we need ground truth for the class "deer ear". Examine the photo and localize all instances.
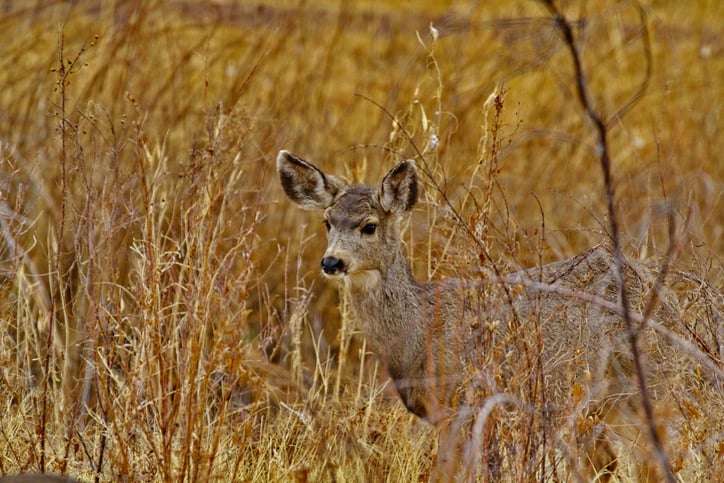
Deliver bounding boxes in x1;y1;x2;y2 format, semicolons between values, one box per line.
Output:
277;150;347;210
379;160;418;213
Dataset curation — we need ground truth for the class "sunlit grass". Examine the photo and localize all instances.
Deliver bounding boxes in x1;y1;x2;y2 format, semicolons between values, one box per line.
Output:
0;0;721;481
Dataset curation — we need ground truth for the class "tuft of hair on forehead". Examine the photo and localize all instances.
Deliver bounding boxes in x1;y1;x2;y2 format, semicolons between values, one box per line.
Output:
326;185;380;228
333;185;377;211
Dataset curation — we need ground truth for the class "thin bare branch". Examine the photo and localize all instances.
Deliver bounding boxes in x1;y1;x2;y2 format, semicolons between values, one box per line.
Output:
539;1;675;480
606;2;653;127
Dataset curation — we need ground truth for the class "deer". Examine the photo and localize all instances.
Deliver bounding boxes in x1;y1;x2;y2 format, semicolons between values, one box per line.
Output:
275;149;710;481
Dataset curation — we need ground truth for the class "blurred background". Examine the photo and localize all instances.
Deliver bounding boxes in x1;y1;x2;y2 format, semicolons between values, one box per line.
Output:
0;0;721;480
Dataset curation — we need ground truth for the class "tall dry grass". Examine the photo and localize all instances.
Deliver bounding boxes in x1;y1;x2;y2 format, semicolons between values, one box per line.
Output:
0;0;721;481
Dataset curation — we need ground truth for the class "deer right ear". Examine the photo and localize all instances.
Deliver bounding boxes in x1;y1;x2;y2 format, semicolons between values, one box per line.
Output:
276;150;346;210
379;159;418;213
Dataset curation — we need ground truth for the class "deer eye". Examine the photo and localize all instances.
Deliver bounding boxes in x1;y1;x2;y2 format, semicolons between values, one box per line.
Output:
361;223;377;235
323;220;331;231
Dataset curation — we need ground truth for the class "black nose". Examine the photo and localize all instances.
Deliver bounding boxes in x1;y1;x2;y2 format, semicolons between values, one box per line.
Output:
321;256;345;274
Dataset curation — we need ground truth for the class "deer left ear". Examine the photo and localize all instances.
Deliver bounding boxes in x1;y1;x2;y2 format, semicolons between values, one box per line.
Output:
379;160;418;213
276;150;347;210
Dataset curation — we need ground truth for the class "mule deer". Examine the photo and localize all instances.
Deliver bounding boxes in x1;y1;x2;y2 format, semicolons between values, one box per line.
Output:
276;149;714;480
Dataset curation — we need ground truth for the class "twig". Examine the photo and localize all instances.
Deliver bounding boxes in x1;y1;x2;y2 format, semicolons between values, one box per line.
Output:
75;428;94;470
466;394;518;478
637;207;689;333
606;2;653;126
94;382;108;483
539;2;674;479
95;428;107;483
0;422;22;473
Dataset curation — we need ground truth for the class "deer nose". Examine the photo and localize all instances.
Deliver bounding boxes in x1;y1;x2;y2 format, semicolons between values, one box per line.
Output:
321;256;346;275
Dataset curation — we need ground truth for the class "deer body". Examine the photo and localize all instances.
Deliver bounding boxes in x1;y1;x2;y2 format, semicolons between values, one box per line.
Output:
343;237;625;420
276;149;628;421
344;251;469;419
276;149;723;481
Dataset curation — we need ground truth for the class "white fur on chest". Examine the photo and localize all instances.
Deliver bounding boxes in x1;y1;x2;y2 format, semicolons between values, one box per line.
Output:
344;269;382;292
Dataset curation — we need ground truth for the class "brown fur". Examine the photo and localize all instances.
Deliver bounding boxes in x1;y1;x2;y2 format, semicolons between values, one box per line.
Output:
276;150;701;480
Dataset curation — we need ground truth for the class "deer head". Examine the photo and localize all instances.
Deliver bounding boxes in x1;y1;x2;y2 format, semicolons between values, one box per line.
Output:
276;150;418;280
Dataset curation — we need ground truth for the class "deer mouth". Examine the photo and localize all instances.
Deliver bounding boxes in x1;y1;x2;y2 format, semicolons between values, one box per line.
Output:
321;268;348;278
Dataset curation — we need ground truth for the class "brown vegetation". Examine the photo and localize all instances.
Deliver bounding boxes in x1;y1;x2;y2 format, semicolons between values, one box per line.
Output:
0;0;721;481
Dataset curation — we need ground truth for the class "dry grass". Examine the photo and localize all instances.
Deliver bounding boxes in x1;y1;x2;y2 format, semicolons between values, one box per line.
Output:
0;0;721;481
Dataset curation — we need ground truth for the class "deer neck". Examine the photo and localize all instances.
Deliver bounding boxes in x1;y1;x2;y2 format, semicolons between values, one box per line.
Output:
343;248;425;374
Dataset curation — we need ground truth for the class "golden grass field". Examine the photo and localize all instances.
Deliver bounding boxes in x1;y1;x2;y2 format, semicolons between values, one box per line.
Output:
0;0;721;481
